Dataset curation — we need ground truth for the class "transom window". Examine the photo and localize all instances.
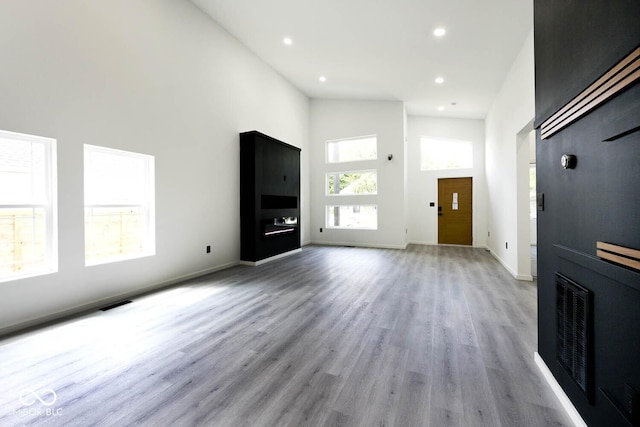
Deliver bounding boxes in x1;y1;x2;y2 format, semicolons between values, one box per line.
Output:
0;130;57;282
326;135;377;163
84;145;155;265
420;137;473;171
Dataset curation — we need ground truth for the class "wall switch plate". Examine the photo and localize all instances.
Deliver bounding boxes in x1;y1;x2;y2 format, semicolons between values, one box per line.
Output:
537;193;544;211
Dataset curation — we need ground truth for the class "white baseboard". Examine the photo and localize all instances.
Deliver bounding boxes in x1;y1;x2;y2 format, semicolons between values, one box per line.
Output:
487;249;533;281
534;352;587;427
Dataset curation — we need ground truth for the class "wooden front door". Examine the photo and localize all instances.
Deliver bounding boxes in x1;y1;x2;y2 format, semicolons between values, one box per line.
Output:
438;177;472;245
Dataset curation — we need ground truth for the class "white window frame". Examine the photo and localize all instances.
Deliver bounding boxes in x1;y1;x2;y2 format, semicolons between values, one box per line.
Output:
326;169;378;196
0;129;57;282
84;144;155;266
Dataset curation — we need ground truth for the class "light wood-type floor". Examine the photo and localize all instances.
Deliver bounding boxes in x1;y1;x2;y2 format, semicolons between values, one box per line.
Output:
0;245;573;426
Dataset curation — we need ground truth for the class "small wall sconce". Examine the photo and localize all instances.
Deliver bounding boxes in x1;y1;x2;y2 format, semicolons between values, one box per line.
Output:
388;154;393;161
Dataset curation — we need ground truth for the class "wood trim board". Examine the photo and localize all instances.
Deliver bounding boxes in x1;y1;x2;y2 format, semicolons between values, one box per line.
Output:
541;47;640;139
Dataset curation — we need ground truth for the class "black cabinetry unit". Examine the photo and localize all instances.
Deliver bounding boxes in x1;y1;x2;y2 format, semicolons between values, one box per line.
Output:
240;131;301;263
535;1;640;426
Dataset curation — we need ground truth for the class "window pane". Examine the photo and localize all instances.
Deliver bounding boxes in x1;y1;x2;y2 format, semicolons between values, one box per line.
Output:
327;136;377;163
420;137;473;171
84;147;149;205
85;207;147;263
326;205;377;229
84;145;155;265
327;171;377;195
0;137;47;204
0;208;46;276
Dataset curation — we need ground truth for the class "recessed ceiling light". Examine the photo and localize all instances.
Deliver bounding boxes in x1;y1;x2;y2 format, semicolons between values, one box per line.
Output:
435;77;445;84
433;28;446;37
283;37;293;46
437;106;445;111
319;75;327;83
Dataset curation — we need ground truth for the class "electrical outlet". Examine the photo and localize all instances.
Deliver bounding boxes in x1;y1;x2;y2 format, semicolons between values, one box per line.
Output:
505;242;508;249
320;228;323;233
206;245;211;253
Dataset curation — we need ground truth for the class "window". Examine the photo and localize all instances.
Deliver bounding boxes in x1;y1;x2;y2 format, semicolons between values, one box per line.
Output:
0;130;57;282
326;205;377;229
326;135;377;163
327;170;377;195
324;135;378;230
84;145;155;265
420;137;473;171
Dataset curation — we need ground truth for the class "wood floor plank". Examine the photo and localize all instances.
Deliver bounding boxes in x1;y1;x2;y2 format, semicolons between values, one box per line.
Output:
0;245;574;427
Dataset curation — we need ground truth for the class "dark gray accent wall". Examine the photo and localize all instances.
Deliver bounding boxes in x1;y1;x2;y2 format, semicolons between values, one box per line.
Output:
535;1;640;426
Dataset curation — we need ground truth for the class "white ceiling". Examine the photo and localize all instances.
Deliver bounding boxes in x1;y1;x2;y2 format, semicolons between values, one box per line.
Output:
190;0;532;119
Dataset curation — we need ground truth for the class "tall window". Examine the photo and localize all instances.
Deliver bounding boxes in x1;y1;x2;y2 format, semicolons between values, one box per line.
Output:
0;130;57;282
325;136;378;230
420;137;473;171
84;145;155;265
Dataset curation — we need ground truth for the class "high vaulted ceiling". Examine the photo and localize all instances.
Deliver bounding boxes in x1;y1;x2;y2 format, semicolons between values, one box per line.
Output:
190;0;532;119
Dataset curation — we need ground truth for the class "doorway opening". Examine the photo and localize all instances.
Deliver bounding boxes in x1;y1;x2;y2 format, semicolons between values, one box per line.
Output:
516;122;535;280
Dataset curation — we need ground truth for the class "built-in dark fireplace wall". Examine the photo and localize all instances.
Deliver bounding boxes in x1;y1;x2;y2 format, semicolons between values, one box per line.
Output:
534;1;640;425
240;131;301;263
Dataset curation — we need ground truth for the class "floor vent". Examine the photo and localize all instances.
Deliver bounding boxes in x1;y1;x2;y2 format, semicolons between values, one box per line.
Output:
99;300;133;311
556;273;592;400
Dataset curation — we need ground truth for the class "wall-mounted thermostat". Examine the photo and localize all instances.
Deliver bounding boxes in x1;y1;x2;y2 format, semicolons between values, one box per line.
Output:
561;154;577;169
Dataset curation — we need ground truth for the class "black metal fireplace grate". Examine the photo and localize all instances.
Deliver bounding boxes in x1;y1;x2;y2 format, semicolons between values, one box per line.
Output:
556;272;592;399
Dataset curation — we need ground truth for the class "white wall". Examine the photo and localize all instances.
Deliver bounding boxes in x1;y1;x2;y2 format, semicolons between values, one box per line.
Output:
485;30;535;279
309;100;406;249
407;116;487;247
0;0;309;334
529;130;537;245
